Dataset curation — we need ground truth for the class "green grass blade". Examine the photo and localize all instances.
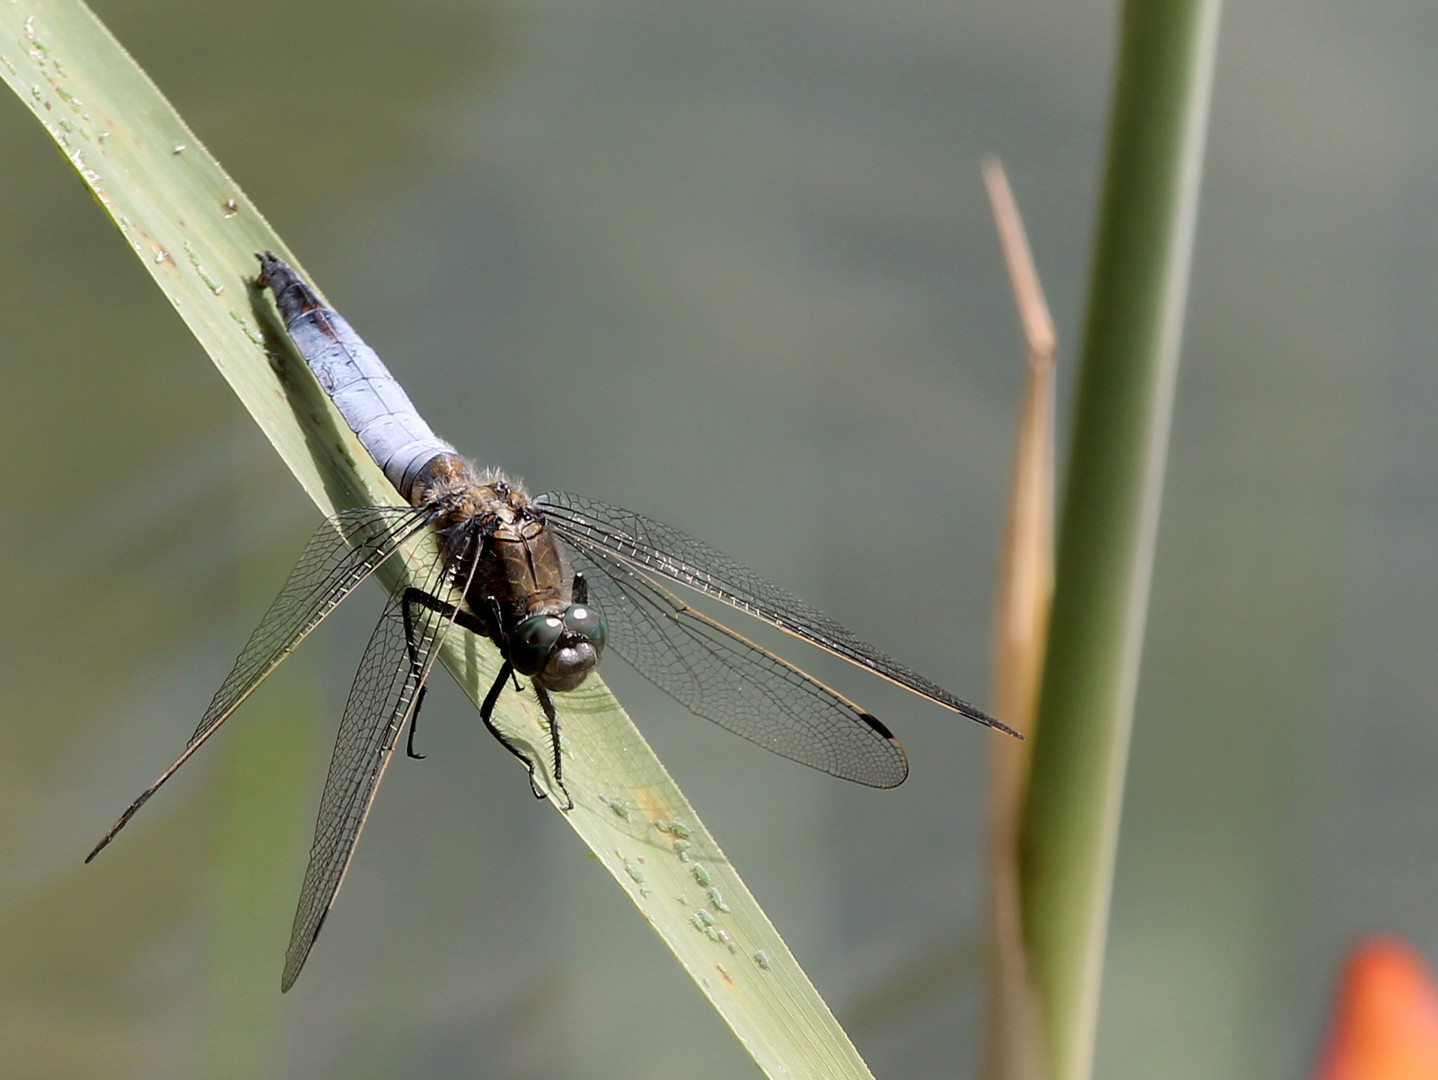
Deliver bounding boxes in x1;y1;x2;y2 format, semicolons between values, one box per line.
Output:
1017;1;1223;1078
0;2;875;1075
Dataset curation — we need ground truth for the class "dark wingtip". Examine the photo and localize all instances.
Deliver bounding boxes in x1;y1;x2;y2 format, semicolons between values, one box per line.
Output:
859;709;896;740
983;713;1025;740
84;834;107;864
281;942;311;991
86;825;122;863
83;830;114;863
282;908;329;993
280;944;308;992
955;700;1023;739
85;790;155;864
858;712;910;788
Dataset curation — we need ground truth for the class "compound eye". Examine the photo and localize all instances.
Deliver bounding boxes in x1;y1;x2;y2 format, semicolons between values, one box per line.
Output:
511;614;565;676
563;603;607;654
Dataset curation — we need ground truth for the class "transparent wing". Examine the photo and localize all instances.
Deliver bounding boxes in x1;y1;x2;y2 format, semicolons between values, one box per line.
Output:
537;491;1015;736
190;506;431;746
560;536;909;788
281;541;462;991
87;505;429;862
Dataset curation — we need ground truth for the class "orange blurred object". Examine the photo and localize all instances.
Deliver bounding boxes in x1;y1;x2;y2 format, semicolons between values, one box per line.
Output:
1313;937;1438;1080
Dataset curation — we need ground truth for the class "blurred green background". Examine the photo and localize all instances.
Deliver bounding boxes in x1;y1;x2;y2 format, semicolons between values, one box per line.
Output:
1;0;1434;1077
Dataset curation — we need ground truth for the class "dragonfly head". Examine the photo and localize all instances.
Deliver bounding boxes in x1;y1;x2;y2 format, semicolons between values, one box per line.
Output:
511;604;607;692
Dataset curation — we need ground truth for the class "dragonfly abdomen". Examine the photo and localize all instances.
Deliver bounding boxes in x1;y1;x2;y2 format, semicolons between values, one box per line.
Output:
258;252;455;501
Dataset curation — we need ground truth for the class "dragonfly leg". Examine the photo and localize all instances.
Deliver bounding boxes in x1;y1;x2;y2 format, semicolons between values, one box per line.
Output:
399;588;447;760
479;660;550;802
400;587;495;759
406;687;428;759
403;587;490;637
532;684;573;810
481;596;524;692
403;588;570;808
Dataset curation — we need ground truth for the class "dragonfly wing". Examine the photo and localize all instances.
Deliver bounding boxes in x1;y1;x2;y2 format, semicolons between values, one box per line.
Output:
561;538;908;788
281;548;460;991
190;505;431;746
87;505;429;863
538;491;1015;736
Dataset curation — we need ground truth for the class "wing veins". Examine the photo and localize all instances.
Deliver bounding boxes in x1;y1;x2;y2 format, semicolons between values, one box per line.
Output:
281;528;478;990
539;492;1014;735
86;506;429;864
190;506;430;746
565;537;908;788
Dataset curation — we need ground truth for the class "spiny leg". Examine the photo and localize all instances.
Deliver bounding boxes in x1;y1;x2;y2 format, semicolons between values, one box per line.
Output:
400;587;491;759
400;589;443;759
405;688;428;759
404;588;567;807
483;596;523;692
533;683;573;810
479;661;548;801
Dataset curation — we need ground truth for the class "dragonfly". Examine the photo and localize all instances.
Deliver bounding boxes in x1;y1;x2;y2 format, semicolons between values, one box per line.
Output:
88;252;1017;991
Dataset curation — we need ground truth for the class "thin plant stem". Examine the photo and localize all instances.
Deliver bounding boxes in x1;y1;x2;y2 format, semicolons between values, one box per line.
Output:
1017;1;1224;1078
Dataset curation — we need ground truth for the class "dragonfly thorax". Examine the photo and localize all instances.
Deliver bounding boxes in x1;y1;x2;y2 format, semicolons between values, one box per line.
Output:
409;459;607;694
478;514;605;692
